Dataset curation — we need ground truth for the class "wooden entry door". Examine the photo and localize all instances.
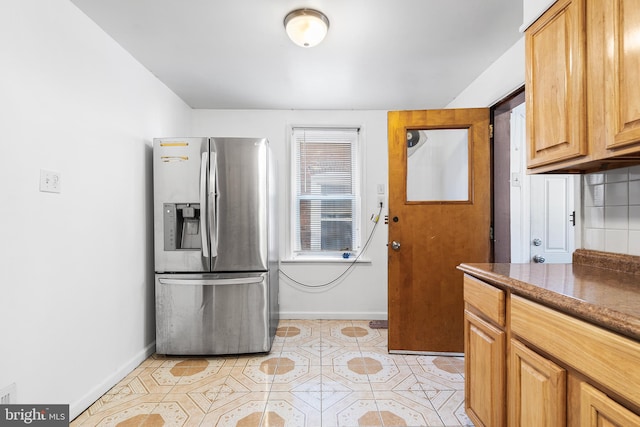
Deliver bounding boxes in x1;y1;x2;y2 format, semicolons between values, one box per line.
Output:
388;108;491;353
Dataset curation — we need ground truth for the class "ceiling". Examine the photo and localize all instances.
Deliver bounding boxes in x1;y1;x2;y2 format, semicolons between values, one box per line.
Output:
70;0;523;110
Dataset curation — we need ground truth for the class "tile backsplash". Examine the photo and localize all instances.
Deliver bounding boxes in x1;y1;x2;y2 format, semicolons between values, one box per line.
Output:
583;165;640;255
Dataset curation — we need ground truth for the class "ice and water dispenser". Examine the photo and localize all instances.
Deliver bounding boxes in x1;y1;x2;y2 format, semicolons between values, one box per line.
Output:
163;203;202;250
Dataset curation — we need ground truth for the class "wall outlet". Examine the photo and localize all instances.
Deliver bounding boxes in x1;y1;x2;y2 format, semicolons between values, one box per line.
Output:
40;169;61;193
0;383;16;404
377;195;385;207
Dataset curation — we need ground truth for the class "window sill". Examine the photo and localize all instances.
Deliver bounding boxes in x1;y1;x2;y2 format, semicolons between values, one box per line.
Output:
281;256;372;264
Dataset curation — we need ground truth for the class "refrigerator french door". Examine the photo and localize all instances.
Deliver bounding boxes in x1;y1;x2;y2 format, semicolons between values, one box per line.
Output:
153;137;278;355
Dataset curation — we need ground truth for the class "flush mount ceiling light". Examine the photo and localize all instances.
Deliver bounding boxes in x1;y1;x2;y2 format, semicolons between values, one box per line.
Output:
284;9;330;48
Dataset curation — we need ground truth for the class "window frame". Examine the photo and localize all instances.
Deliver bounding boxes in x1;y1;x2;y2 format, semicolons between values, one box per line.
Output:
288;125;364;261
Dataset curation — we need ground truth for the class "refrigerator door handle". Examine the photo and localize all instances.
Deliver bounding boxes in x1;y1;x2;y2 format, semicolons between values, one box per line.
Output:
158;277;264;286
209;152;218;258
200;152;209;258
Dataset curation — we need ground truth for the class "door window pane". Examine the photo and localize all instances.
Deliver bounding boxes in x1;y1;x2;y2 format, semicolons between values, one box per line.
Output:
406;128;469;202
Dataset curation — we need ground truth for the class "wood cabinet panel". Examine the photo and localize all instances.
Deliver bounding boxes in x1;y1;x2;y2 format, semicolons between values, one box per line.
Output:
595;0;640;150
526;0;586;168
509;339;567;426
526;0;640;172
463;275;505;326
580;382;640;427
464;310;506;427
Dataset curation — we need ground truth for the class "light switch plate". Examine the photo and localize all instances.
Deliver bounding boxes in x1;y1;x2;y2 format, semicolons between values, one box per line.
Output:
511;172;521;187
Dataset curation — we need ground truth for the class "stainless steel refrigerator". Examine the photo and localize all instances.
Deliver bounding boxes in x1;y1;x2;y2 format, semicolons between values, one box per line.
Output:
153;137;278;355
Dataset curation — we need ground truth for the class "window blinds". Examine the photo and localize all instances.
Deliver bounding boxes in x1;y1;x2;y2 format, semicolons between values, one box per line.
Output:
292;127;360;253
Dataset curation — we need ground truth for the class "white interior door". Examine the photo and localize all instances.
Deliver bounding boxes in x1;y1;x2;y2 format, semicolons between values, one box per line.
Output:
509;102;579;264
529;174;577;263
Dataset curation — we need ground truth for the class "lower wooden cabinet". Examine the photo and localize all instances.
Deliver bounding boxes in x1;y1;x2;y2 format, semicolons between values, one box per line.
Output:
462;273;640;427
579;382;640;427
509;339;566;426
464;309;505;427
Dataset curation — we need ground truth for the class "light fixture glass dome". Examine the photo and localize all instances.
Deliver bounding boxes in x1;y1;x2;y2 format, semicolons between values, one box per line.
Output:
284;9;329;48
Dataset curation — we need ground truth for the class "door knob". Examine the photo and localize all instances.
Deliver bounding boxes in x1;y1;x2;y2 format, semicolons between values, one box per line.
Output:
533;238;542;246
391;241;401;251
533;254;545;263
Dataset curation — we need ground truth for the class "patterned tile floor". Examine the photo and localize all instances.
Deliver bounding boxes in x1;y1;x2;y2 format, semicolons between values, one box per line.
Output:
71;320;473;427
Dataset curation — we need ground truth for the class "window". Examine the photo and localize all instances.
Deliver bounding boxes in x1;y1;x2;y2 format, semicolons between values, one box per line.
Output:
291;127;361;257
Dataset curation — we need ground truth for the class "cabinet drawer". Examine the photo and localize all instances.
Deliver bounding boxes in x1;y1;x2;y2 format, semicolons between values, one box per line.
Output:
463;275;505;326
511;295;640;408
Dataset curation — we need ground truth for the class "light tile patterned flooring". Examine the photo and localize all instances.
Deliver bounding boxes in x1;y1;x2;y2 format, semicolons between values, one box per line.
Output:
72;320;473;427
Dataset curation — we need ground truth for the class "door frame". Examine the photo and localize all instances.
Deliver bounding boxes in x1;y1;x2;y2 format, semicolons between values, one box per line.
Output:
491;87;581;263
491;87;525;262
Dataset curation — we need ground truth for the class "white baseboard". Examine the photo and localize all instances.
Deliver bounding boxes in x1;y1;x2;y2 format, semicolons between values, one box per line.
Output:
69;341;156;420
278;311;387;320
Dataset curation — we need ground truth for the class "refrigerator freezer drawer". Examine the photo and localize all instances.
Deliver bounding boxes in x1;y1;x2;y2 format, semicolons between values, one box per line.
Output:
158;276;264;286
155;273;274;355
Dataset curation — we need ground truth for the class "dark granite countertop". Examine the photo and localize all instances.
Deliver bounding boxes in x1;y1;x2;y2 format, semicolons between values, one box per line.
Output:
458;252;640;341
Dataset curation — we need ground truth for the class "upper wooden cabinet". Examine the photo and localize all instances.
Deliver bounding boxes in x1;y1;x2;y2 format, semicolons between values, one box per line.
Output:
526;0;586;169
526;0;640;173
522;0;562;31
590;0;640;151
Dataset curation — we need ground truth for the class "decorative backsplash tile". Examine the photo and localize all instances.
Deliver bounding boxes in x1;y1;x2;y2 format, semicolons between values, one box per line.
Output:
605;169;629;183
583;166;640;256
604;206;629;229
605;181;629;206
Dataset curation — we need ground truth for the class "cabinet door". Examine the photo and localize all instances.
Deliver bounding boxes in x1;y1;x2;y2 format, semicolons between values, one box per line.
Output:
509;339;567;426
580;382;640;426
599;0;640;150
464;310;506;427
526;0;587;168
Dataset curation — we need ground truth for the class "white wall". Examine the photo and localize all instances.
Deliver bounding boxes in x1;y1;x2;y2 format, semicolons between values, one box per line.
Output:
191;110;389;320
0;0;191;418
446;37;525;109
